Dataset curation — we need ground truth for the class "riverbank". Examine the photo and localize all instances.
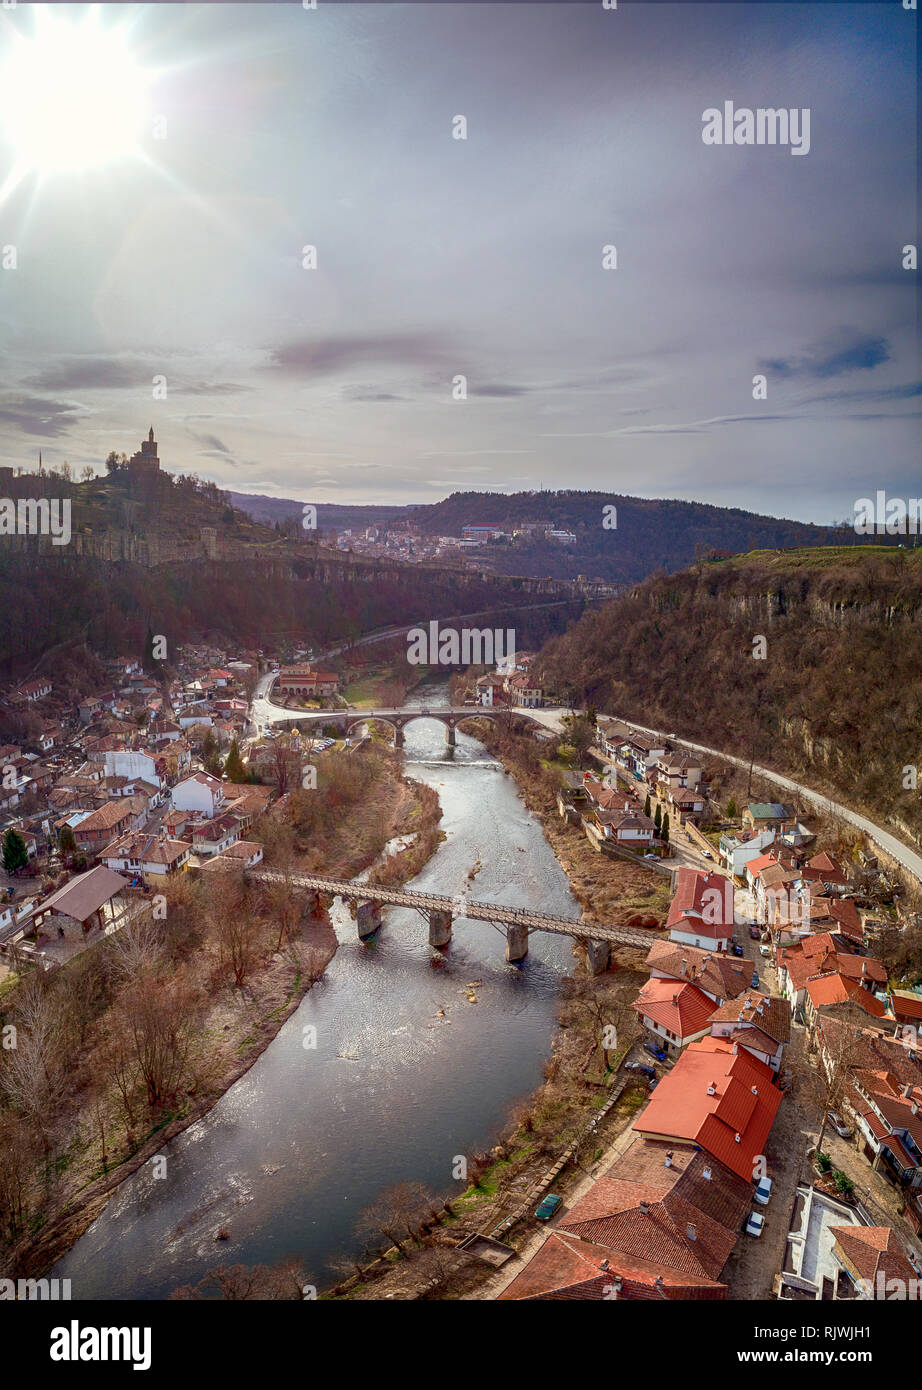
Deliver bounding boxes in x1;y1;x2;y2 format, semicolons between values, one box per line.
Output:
6;748;444;1282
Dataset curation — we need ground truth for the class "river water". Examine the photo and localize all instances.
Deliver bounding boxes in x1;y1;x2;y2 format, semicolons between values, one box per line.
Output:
56;680;576;1299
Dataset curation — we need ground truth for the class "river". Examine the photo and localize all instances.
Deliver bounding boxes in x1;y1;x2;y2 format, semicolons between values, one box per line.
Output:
55;679;577;1299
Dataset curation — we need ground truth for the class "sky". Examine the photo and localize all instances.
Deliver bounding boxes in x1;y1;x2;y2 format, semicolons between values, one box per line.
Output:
0;1;917;522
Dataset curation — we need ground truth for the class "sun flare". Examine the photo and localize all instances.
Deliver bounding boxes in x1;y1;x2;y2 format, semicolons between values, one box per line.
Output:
0;5;151;182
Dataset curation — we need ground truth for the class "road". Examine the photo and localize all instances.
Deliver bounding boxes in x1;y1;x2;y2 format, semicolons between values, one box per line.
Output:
523;708;922;891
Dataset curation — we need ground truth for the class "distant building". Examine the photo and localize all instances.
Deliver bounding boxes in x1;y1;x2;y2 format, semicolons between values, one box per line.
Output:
128;426;160;474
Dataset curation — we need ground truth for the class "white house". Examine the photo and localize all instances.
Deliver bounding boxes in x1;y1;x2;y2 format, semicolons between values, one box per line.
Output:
718;828;777;880
103;749;162;788
171;771;226;818
103;833;191;879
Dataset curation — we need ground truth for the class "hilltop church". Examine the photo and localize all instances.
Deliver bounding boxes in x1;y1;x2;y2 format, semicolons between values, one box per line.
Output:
128;427;161;474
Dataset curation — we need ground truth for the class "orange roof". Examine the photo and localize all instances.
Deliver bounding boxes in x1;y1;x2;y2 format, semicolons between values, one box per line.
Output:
829;1225;916;1288
667;868;734;936
633;978;716;1040
632;1037;782;1180
806;973;887;1017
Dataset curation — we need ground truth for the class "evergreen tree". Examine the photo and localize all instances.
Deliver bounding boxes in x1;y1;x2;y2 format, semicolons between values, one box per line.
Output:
644;794;651;818
654;803;662;833
726;796;738;819
224;736;246;784
2;828;28;875
201;730;223;776
662;813;670;843
58;823;77;859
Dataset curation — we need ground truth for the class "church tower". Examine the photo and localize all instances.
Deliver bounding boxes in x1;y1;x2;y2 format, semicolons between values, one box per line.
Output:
128;427;161;474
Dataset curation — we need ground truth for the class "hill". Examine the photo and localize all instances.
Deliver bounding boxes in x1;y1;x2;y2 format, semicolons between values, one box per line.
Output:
535;546;922;843
228;493;408;534
391;491;900;585
0;470;585;683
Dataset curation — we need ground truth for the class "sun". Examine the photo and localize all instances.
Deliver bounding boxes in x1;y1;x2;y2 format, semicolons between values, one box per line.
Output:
0;5;151;181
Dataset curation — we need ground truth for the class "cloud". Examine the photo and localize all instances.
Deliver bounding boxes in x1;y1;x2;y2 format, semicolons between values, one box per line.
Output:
799;381;922;406
760;332;890;380
342;387;405;402
0;396;84;438
474;383;530;398
23;357;141;391
193;433;233;455
179;382;250;396
268;332;453;377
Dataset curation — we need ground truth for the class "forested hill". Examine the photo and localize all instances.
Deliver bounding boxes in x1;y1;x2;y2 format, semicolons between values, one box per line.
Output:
536;547;922;844
394;491;892;585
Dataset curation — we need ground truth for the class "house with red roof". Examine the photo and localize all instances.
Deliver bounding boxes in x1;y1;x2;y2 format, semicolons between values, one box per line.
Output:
889;991;922;1031
631;1036;782;1182
829;1225;920;1298
707;991;790;1073
498;1138;750;1302
778;934;886;1015
804;973;889;1028
633;977;716;1056
852;1069;922;1189
646;941;753;1006
666;868;734;952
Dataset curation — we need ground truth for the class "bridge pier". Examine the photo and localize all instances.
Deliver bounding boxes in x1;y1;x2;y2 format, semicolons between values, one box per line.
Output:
445;724;456;748
428;908;452;950
505;923;529;964
584;938;611;976
356;899;383;940
394;727;405;747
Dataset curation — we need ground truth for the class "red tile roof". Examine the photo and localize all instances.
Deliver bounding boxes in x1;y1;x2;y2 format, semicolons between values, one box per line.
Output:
829;1225;916;1288
633;978;716;1040
666;869;734;938
806;973;887;1017
632;1037;782;1180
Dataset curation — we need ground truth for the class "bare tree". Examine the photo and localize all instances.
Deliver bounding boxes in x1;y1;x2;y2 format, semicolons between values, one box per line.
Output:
356;1181;434;1257
121;974;198;1110
171;1256;310;1301
796;1018;864;1158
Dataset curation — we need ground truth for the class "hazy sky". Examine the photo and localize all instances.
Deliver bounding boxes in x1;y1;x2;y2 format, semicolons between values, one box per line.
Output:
0;1;917;521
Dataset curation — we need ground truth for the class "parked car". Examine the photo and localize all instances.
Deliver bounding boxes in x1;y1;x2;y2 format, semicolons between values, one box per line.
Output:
745;1211;765;1238
701;850;713;860
625;1061;656;1080
643;1041;668;1061
754;1177;773;1205
750;973;759;989
643;853;658;861
535;1193;562;1221
749;926;761;940
731;943;744;956
827;1111;853;1139
759;943;771;957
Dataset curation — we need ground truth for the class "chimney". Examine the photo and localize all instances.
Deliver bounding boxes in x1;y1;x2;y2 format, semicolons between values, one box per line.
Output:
608;1275;622;1299
686;1223;697;1241
600;1259;610;1271
664;1151;673;1168
654;1276;665;1295
734;1133;741;1144
702;1166;712;1181
902;1083;913;1100
638;1201;651;1215
751;1086;758;1096
706;1082;717;1096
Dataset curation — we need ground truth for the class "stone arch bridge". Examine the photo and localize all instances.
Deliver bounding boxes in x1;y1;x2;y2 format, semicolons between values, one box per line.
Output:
272;705;547;747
